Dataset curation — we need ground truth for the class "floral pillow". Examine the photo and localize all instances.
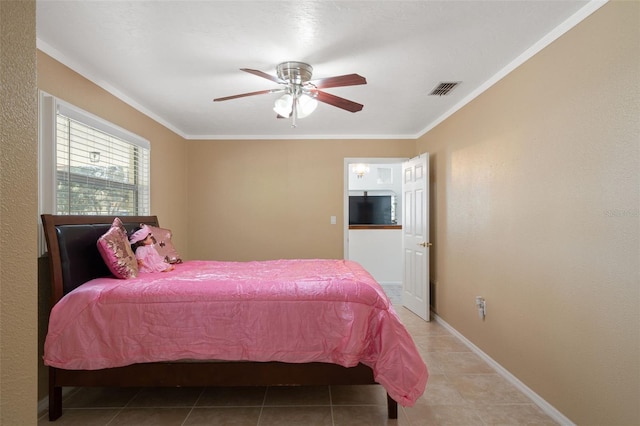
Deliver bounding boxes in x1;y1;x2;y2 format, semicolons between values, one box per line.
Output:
144;224;182;264
97;217;139;279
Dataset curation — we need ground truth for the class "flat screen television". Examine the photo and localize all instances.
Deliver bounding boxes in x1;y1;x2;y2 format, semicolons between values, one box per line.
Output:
349;195;393;225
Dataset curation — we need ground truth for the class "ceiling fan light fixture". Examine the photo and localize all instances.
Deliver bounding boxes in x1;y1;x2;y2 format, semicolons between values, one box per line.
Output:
274;92;318;120
273;94;294;117
296;94;318;119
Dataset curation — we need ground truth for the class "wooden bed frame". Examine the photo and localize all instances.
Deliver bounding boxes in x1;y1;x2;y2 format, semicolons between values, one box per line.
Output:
41;214;398;421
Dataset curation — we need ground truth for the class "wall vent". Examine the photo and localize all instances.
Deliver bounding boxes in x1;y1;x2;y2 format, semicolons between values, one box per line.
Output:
429;82;460;96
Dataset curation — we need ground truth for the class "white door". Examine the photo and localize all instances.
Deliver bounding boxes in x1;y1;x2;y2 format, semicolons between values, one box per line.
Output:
402;154;430;320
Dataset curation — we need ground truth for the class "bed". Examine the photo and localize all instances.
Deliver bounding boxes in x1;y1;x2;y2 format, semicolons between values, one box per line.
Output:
41;214;427;421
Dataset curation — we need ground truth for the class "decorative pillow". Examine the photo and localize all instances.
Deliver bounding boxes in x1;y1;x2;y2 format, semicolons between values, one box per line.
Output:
97;217;139;279
144;224;182;264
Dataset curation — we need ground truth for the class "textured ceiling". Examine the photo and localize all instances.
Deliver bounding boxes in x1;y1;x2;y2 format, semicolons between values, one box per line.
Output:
36;1;603;140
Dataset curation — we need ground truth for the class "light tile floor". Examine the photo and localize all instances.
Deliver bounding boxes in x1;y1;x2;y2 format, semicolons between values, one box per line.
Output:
38;286;558;425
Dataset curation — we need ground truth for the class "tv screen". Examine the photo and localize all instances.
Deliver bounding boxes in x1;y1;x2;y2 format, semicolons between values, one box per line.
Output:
349;195;392;225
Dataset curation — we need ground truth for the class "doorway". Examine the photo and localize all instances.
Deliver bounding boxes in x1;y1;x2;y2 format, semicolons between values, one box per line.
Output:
344;158;407;305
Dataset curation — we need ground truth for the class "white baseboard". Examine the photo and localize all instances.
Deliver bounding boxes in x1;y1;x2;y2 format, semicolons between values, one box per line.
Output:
432;313;575;426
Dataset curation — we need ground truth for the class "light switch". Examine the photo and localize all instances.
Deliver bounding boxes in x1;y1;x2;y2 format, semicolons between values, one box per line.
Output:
330;216;337;225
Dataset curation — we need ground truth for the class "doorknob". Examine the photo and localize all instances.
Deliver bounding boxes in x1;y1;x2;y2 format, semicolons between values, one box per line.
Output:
418;242;433;247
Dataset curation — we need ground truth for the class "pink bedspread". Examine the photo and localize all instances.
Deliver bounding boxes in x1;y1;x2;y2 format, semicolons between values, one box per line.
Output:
44;259;427;405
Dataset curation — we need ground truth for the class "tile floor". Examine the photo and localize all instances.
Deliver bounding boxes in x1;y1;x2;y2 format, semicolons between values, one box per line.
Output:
38;286;558;425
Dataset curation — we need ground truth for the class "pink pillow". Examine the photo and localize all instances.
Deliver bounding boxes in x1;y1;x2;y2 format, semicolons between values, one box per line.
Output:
144;224;182;264
97;217;139;279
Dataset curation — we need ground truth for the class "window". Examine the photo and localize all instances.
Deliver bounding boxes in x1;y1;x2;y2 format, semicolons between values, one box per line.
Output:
39;92;150;217
54;114;150;215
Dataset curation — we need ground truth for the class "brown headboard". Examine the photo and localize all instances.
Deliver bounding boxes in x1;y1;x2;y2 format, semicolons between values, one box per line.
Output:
41;214;159;306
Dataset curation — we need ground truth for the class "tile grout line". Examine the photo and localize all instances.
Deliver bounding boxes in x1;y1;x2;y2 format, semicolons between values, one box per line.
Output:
180;387;206;426
255;386;269;426
329;385;335;426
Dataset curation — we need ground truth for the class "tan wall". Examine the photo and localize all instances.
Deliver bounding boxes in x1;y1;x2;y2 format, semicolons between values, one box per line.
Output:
0;1;38;424
186;139;415;261
37;52;190;249
417;2;639;424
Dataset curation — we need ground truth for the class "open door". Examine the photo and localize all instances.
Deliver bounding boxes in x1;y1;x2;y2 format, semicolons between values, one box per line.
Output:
402;154;430;321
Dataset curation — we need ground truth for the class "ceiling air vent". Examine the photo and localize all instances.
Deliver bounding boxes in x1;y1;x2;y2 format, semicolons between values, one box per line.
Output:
429;82;460;96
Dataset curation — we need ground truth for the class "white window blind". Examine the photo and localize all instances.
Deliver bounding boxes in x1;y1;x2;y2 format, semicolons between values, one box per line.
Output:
55;114;150;215
39;93;150;217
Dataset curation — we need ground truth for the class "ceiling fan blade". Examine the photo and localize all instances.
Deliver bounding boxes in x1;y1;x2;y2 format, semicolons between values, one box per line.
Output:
310;74;367;89
240;68;283;84
315;90;364;113
213;88;284;102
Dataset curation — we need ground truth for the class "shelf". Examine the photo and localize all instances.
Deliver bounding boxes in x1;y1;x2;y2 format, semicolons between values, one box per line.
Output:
348;225;402;230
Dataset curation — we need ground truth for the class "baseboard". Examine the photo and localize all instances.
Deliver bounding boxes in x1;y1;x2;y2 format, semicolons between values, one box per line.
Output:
37;394;49;418
432;313;575;426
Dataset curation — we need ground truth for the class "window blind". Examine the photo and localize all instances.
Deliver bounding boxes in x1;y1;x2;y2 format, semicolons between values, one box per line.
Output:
55;114;150;215
39;92;150;217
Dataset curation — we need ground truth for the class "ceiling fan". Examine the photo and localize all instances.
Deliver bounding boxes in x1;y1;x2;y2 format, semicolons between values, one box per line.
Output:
213;61;366;127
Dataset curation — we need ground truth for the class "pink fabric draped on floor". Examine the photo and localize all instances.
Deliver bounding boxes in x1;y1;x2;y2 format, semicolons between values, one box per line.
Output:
44;259;428;406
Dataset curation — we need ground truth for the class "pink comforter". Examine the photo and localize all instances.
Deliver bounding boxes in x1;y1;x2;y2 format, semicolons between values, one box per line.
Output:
44;259;427;405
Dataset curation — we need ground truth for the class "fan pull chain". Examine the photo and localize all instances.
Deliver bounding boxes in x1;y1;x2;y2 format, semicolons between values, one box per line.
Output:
291;94;298;128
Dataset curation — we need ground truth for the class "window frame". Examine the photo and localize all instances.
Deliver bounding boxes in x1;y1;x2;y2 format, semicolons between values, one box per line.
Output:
38;91;151;249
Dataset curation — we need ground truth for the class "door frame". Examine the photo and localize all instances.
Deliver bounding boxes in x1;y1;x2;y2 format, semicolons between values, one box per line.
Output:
343;157;408;259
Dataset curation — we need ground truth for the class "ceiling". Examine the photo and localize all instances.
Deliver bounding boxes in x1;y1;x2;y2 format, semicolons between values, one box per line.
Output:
36;1;600;140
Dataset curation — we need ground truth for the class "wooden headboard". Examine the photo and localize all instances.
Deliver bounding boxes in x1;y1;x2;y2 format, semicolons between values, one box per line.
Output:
41;214;159;306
